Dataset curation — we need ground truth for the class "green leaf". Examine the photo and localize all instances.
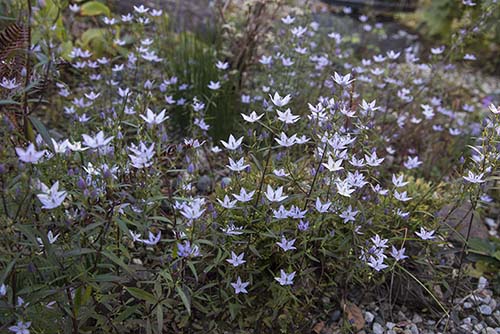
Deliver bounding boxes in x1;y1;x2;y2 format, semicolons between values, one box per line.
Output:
80;1;111;16
80;28;107;47
62;248;96;257
0;99;21;105
28;116;55;152
102;250;133;274
0;256;18;283
125;287;156;304
116;305;139;322
176;285;191;315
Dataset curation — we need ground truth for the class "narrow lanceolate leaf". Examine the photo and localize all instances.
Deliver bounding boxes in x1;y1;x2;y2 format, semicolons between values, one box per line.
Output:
29;115;55;152
176;285;191;315
125;287;156;304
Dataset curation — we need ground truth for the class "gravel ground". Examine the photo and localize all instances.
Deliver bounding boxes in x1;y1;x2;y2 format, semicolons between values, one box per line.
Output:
345;277;499;334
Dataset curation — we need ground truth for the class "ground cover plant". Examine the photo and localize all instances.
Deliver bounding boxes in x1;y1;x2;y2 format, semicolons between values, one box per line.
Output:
0;0;499;333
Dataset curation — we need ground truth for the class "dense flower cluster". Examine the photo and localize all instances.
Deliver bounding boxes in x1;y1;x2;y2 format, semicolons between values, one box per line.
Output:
1;0;499;332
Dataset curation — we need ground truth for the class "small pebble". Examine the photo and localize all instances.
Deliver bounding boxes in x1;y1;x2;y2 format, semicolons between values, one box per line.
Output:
365;311;375;323
480;305;493;315
387;322;396;329
412;314;423;323
464;302;473;309
373;322;384;334
484;327;496;334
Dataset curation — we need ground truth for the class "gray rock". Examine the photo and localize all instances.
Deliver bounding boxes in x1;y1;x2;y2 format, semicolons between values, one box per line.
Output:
484;327;496;334
373;322;384;334
437;202;489;242
474;323;483;331
409;324;419;334
460;323;473;332
196;175;212;193
365;311;375;323
412;314;423;323
489;298;497;310
464;302;473;309
387;322;396;329
480;305;493;315
329;309;341;322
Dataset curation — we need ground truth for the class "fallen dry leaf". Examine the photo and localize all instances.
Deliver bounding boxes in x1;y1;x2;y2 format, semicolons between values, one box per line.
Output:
343;301;365;330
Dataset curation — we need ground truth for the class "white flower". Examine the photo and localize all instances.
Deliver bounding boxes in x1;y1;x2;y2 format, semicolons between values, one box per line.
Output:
15;143;46;163
463;170;485;184
332;72;355;87
216;61;229;70
415;227;436;240
322;155;343;172
233;188;255;203
231;276;249;294
226;157;249;172
273;168;289;177
276;236;296;252
217;195;237;209
226;251;246;267
315;198;331;213
264;185;288;202
488;103;499;114
365;151;384;167
241;111;263;123
275;269;296;286
277;108;300;124
69;4;80;12
82;131;114;149
394;190;412;202
392;174;409;188
367;255;388;272
133;4;149;13
0;77;21;89
180;199;206;220
8;321;31;334
274;132;297;147
269;92;291;107
129;231;142;242
140;231;161;245
335;178;355;197
221;134;243;150
140;108;169;125
208;81;221;90
51;139;69;154
37;181;67;209
390;246;408;261
36;230;60;247
281;15;295;24
67;141;89;152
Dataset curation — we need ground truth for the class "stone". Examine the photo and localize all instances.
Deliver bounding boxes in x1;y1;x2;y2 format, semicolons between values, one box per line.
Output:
484;327;496;334
373;322;384;334
397;311;407;321
488;298;497;310
329;309;341;322
387;322;396;329
409;324;419;334
437;202;489;242
196;175;212;193
365;311;375;323
412;314;423;323
463;302;473;309
474;323;483;331
478;277;488;290
460;323;473;332
480;305;493;315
